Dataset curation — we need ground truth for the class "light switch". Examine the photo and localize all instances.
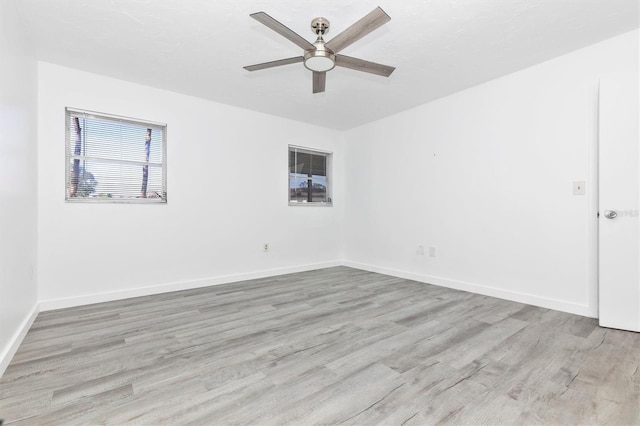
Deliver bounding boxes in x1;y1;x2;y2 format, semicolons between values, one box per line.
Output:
573;181;586;195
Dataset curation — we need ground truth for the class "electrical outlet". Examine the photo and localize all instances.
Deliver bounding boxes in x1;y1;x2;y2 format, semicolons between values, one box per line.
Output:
429;247;436;257
263;243;269;252
417;245;425;255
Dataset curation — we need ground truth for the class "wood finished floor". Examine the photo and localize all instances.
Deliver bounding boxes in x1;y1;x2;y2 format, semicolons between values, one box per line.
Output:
1;267;639;425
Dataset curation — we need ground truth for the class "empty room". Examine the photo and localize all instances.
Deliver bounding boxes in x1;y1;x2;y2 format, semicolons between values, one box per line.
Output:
1;0;639;424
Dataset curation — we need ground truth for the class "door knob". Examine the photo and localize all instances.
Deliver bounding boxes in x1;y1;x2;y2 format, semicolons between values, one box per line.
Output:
604;210;618;219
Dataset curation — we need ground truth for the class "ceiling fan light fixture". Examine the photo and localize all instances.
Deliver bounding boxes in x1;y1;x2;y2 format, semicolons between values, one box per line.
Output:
303;49;335;72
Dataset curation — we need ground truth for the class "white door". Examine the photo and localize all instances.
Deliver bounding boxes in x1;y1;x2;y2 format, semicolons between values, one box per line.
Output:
598;73;640;332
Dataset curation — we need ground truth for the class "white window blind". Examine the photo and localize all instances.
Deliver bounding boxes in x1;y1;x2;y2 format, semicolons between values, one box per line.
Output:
65;108;167;203
289;145;332;205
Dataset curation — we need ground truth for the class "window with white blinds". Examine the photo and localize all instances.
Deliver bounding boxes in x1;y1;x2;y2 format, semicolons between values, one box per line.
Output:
289;145;332;205
65;108;167;203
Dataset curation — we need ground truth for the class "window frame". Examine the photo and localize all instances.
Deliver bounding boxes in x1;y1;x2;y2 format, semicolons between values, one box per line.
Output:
288;145;333;207
64;107;168;204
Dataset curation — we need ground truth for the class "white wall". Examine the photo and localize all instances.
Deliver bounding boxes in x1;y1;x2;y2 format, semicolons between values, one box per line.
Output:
344;30;639;317
0;0;39;374
28;26;640;321
37;63;344;309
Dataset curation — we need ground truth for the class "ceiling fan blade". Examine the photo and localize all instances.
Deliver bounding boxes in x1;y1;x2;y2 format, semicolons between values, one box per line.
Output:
325;7;390;54
335;54;395;77
250;12;315;51
244;56;304;72
313;72;326;93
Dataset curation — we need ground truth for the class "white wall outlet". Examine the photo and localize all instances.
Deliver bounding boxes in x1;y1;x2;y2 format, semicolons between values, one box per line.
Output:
263;243;269;252
417;245;425;255
573;181;585;195
429;247;436;257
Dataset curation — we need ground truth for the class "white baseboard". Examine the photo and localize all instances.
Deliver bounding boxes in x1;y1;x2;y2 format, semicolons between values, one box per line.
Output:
38;259;594;318
39;261;342;311
0;303;40;378
343;261;594;318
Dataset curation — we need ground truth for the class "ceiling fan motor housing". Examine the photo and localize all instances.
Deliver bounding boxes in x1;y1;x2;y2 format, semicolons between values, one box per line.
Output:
304;44;335;72
305;17;335;72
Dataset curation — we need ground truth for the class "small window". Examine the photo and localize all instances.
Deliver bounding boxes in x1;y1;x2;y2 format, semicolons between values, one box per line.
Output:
65;108;167;203
289;145;332;205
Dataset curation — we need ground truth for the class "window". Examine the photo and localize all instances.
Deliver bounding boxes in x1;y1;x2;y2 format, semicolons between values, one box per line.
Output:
289;145;332;205
65;108;167;203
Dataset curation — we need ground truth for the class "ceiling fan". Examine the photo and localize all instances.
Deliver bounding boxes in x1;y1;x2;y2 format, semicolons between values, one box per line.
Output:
243;7;395;94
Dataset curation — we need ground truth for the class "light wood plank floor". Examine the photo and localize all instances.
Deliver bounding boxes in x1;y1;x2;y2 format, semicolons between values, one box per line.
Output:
1;267;639;425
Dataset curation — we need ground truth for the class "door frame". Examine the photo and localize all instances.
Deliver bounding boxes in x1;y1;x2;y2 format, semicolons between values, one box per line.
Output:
586;81;599;319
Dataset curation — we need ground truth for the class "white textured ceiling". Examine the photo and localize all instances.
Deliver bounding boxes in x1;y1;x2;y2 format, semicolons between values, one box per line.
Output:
14;0;639;130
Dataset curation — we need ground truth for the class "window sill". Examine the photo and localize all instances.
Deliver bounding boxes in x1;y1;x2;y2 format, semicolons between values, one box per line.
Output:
288;201;333;207
65;198;167;204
